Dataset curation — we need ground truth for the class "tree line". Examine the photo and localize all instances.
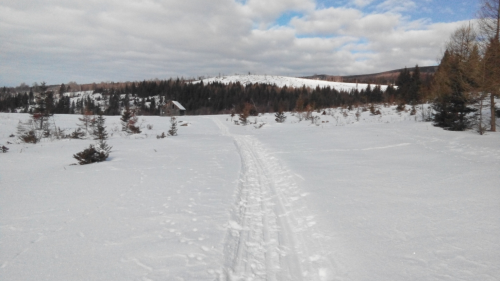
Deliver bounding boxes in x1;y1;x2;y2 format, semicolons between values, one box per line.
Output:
430;0;500;133
0;73;429;116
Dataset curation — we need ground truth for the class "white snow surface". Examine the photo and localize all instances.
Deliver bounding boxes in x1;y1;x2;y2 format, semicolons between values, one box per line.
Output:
194;75;390;91
1;106;499;281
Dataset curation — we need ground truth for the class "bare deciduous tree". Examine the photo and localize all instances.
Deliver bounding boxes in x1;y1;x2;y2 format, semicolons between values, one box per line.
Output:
446;23;478;61
477;0;500;41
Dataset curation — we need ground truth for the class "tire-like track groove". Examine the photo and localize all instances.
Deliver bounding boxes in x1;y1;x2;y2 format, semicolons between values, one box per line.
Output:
213;118;334;281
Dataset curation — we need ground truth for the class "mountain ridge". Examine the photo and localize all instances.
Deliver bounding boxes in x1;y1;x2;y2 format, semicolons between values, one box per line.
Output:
301;65;437;85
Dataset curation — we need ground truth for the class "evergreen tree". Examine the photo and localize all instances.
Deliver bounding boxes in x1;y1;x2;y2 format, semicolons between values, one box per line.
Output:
121;105;133;132
120;105;141;134
94;114;112;158
275;108;286;123
168;116;178;136
432;26;478;131
150;97;157;115
32;82;54;136
73;144;110;165
59;83;66;97
93;114;109;141
396;67;411;101
408;65;422;103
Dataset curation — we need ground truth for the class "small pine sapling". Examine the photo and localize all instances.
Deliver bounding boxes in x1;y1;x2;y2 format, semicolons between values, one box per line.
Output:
95;138;112;155
69;128;85;139
74;113;112;165
369;104;381;115
73;144;110;165
128;116;142;134
239;103;252;125
121;106;141;134
275;108;286;123
120;105;133;132
1;145;8;153
95;114;112;155
168;116;178;136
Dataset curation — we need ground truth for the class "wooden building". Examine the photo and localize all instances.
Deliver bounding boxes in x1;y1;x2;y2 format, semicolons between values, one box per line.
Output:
160;101;186;116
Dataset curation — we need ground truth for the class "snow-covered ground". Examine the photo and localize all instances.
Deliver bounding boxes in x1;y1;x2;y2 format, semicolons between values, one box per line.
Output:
1;106;499;281
193;75;390;91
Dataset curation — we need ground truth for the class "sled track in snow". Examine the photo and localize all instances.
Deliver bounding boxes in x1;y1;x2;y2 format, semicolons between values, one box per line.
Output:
212;118;334;281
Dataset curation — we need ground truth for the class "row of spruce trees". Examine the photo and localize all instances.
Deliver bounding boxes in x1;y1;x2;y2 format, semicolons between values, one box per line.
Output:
1;75;428;116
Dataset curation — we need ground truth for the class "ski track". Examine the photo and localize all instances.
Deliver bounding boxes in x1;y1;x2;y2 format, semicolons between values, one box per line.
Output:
212;118;334;281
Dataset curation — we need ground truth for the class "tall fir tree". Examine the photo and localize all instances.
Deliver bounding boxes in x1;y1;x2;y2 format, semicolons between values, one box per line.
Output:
409;65;422;103
395;67;411;101
432;25;479;131
32;82;54;136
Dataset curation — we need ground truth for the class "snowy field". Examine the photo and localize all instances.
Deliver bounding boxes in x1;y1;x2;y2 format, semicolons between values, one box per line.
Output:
0;107;499;281
194;75;390;91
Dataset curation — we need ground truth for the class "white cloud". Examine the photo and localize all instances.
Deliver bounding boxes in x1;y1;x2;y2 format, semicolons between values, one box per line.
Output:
376;0;416;13
353;0;375;8
241;0;315;25
0;0;468;86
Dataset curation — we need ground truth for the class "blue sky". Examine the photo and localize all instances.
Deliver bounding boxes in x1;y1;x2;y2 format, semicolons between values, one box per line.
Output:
323;0;478;22
276;0;477;26
0;0;479;86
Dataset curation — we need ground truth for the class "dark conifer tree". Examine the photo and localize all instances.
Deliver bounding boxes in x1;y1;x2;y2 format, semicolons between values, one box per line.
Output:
32;82;54;135
168;116;178;136
93;114;108;141
275;108;286;123
432;49;476;131
396;67;411;101
120;105;133;132
408;65;422;103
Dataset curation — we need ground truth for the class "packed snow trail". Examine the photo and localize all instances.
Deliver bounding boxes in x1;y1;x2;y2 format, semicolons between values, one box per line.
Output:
212;118;334;281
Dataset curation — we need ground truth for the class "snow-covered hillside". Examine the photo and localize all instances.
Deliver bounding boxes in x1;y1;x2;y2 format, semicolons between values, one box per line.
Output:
194;74;390;91
1;107;499;281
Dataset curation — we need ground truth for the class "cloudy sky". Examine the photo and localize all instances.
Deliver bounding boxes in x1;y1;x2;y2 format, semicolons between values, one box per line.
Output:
0;0;478;86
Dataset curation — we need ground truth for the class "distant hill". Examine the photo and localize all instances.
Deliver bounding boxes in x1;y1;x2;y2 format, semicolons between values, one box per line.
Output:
302;66;437;85
194;74;391;91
